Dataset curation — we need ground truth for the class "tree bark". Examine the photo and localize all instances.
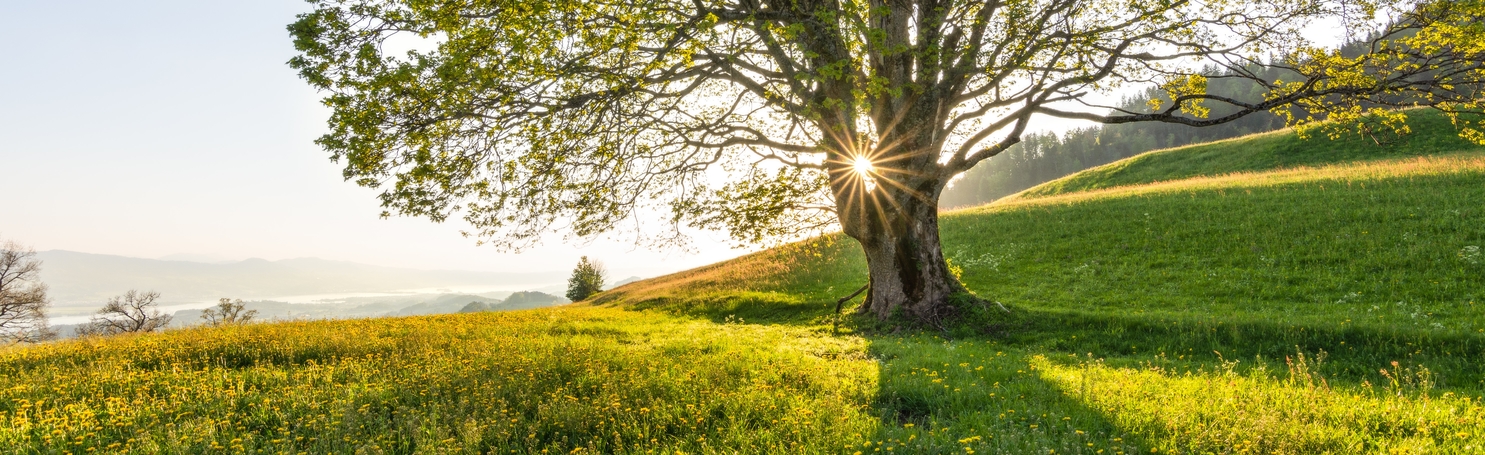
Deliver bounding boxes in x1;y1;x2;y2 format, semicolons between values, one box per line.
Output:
831;140;964;322
851;195;963;322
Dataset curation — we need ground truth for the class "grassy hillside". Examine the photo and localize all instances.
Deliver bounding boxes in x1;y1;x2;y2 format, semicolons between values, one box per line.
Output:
2;309;880;453
600;152;1485;452
5;126;1485;453
1021;108;1485;198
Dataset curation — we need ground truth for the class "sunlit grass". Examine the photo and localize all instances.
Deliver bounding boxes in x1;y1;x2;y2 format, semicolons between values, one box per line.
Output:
1035;354;1485;454
5;121;1485;453
992;153;1485;209
1020;108;1484;198
599;148;1485;453
1;308;882;454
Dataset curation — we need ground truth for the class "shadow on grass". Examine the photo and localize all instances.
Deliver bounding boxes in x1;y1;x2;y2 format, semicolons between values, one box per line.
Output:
994;307;1485;391
599;287;1485;452
853;304;1485;453
618;292;839;326
863;334;1155;454
614;284;1485;392
613;293;1163;452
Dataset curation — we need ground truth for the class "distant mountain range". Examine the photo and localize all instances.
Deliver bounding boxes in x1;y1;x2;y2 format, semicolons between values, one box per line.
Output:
36;250;566;315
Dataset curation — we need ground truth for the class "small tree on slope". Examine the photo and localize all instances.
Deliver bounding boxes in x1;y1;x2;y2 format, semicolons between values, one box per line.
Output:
566;257;607;302
291;0;1485;323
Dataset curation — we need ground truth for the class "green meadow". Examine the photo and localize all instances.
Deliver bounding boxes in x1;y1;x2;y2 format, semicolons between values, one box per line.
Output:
4;114;1485;454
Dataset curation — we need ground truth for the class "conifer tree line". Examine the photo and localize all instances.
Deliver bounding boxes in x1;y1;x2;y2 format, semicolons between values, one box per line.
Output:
941;67;1291;207
941;38;1430;208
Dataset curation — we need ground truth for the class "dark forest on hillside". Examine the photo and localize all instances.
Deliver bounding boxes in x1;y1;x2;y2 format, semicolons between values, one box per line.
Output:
941;66;1295;208
939;37;1414;208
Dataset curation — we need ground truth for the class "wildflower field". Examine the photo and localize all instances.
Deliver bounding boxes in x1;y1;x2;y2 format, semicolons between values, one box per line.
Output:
4;119;1485;454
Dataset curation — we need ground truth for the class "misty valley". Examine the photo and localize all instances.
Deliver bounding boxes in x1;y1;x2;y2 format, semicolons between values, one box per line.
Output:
26;250;646;338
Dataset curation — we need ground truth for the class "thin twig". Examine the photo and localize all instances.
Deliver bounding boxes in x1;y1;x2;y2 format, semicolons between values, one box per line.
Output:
833;283;869;335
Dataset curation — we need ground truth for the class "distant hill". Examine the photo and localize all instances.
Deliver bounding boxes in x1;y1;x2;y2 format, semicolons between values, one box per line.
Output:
941;65;1296;208
1017;108;1485;199
456;291;567;313
611;276;644;288
500;291;568;309
398;294;505;316
458;301;493;313
34;251;564;315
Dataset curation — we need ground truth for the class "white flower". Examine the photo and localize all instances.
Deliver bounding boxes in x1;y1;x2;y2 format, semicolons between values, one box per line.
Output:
1461;245;1482;265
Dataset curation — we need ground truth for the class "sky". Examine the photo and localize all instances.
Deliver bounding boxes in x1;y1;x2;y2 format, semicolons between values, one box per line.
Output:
0;0;746;278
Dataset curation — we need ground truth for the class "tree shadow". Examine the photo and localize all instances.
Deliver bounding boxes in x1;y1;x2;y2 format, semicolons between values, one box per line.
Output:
616;292;838;326
862;334;1155;454
599;286;1485;452
613;283;1485;391
856;306;1485;454
996;307;1485;391
613;275;1485;386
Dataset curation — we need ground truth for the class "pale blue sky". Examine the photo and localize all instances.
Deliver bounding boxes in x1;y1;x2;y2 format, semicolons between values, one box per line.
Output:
0;0;744;276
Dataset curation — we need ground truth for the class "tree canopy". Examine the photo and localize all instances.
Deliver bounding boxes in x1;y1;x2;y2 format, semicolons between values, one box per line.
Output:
292;0;1484;319
566;256;607;302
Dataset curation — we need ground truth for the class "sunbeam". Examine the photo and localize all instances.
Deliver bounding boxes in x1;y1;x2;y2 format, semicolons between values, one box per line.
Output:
852;155;875;177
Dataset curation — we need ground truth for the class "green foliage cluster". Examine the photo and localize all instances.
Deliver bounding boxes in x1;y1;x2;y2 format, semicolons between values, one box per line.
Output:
288;0;1485;260
565;257;606;302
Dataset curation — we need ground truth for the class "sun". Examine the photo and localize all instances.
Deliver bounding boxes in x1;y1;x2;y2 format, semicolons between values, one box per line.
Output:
852;155;875;177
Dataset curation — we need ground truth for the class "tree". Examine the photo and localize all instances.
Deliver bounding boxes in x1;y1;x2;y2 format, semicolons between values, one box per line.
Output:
291;0;1485;322
200;298;258;327
566;257;607;302
76;290;173;336
1;239;54;343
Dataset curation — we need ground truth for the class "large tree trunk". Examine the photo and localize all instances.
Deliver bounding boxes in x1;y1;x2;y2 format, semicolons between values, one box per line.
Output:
854;197;963;322
831;149;964;323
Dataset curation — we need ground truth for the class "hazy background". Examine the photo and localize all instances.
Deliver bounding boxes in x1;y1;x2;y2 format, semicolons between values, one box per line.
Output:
0;0;748;285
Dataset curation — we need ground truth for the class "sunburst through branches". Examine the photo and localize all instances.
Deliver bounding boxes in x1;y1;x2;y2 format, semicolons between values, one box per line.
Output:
851;155;879;192
852;155;875;177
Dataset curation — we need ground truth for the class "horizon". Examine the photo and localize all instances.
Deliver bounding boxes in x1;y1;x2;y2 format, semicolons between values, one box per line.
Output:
36;248;587;274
